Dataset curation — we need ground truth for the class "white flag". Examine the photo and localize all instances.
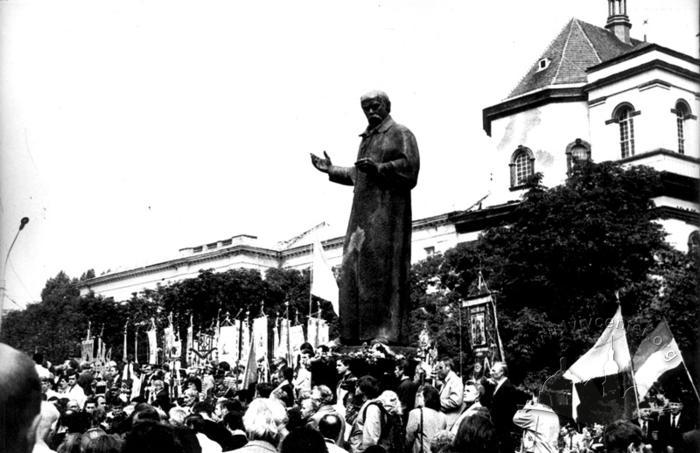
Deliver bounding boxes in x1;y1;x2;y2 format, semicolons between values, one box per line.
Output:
253;316;268;360
564;306;632;383
147;328;158;365
219;325;239;366
311;240;339;314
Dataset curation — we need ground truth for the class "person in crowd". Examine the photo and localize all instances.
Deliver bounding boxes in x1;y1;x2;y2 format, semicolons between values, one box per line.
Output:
121;420;184;453
451;413;498;453
223;411;248;451
309;345;338;391
33;401;61;453
336;358;358;419
84;398;98;415
450;380;486;436
658;401;694;452
56;433;82;453
41;374;61;401
82;435;122;453
280;426;329;453
560;424;585;453
348;375;384;453
236;398;288;453
486;361;527;453
395;359;419;426
310;385;347;445
169;406;190;427
319;413;349;453
294;349;313;399
185;414;223;453
300;395;322;426
64;373;87;409
429;430;453;453
435;358;463;430
405;385;447;453
512;400;560;453
254;382;274;399
636;406;658;448
0;343;43;453
603;420;643;453
182;388;200;410
271;367;295;409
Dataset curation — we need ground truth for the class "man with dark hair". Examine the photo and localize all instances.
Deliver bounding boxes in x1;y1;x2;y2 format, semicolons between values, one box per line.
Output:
604;420;643;453
0;344;43;453
348;376;384;453
310;90;420;346
394;359;418;425
280;426;329;453
65;371;87;408
319;413;348;453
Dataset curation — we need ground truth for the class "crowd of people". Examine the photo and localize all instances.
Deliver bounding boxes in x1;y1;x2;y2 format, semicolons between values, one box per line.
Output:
1;342;698;453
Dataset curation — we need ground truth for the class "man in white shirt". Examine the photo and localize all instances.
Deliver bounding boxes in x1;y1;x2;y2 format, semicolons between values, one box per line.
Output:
65;373;86;409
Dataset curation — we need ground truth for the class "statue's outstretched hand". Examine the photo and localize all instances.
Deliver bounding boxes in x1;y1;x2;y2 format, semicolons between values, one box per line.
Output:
310;151;332;173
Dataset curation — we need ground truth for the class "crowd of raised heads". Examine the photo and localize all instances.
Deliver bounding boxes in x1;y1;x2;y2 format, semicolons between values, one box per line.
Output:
2;342;698;453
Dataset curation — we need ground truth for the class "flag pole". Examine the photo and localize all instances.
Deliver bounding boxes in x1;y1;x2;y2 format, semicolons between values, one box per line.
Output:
617;291;641;416
663;318;700;402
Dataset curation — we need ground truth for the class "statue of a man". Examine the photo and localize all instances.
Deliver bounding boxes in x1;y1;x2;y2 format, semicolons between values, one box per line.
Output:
310;91;420;345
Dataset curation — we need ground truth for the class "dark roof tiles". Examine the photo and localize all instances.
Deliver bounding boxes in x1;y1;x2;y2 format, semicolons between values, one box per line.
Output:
507;18;643;99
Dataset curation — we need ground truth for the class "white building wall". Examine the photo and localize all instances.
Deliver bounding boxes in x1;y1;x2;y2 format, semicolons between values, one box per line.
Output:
487;101;590;205
588;64;700;162
656;217;698;253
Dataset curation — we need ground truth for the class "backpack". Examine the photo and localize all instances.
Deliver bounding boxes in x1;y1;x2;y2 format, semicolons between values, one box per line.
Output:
360;401;405;453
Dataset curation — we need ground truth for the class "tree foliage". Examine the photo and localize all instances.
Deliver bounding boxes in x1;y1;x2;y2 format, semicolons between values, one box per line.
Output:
408;161;697;388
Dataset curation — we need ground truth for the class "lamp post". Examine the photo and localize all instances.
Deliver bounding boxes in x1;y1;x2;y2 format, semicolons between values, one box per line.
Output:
0;217;30;336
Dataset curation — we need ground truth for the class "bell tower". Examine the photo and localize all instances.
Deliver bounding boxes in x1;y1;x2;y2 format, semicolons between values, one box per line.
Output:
606;0;632;44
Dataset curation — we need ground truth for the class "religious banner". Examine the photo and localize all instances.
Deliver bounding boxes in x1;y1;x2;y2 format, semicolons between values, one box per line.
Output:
147;319;158;365
273;319;280;359
81;338;94;362
252;315;268;360
289;324;305;361
307;317;319;348
240;321;250;366
317;318;329;346
219;324;240;365
186;316;194;366
461;292;504;363
164;325;175;360
277;319;291;361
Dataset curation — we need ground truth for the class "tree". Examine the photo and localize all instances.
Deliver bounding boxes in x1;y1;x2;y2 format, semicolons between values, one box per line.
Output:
408;161;696;388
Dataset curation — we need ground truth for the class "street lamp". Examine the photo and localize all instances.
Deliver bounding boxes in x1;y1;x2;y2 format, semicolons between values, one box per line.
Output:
0;217;30;335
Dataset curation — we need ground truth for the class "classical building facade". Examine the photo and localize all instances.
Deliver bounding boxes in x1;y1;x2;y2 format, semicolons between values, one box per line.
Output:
80;0;699;302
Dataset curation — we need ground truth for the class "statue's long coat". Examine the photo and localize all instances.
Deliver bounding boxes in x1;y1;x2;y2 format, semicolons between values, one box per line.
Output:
327;115;419;345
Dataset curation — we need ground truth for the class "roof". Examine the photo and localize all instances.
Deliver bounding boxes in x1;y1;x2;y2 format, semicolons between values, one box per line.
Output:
507;18;645;99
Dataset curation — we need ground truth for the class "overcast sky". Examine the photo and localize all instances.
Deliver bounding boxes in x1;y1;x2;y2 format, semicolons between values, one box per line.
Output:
1;0;698;308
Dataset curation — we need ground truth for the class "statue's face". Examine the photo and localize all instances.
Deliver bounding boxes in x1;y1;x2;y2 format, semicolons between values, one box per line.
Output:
361;97;389;128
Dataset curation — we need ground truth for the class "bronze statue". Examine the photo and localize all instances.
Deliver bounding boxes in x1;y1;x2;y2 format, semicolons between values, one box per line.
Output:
310;90;420;345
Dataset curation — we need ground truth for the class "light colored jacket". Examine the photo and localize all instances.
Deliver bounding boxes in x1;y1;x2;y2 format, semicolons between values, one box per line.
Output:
439;371;463;429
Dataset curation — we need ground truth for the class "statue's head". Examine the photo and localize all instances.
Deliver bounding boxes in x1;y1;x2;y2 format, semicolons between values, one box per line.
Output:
360;90;391;128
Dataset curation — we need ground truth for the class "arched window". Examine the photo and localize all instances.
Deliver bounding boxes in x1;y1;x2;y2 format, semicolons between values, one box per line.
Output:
509;145;535;189
565;138;591;173
615;104;636;158
688;230;700;255
673;100;692;155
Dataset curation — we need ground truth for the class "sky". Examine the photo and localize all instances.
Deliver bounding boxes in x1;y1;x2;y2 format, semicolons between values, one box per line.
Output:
1;0;698;309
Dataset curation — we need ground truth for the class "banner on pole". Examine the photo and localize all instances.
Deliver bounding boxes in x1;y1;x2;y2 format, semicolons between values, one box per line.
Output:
253;316;268;360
